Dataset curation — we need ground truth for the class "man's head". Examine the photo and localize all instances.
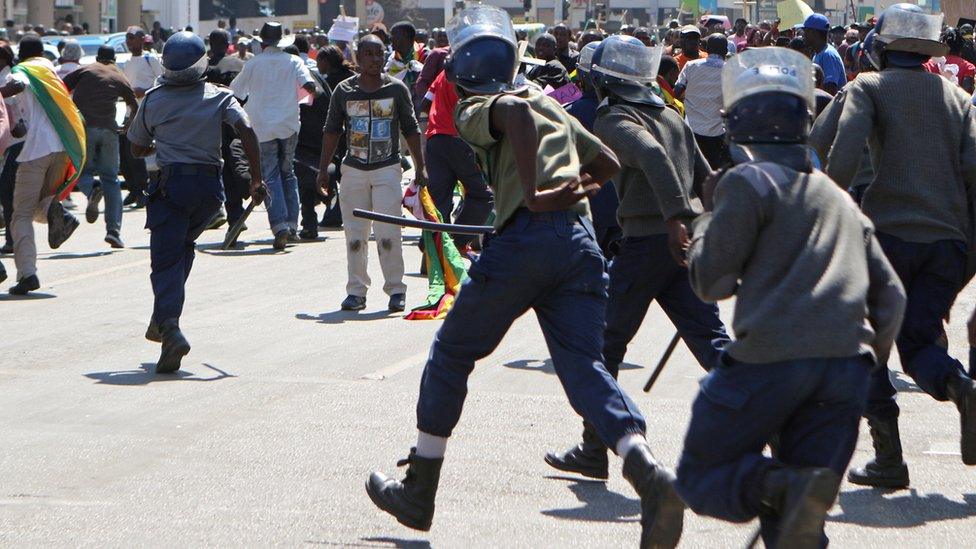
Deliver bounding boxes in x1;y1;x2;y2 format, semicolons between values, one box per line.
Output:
943;27;965;56
659;55;680;87
294;33;310;54
125;26;145;53
802;14;830;51
590;35;663;106
17;35;43;60
705;33;728;56
357;35;386;77
433;28;449;48
680;26;701;54
96;44;115;64
578;30;602;49
229;16;237;28
390;21;416;57
209;29;230;54
830;25;845;46
734;18;747;35
962;24;974;42
60;39;82;63
813;63;825;89
535;33;557;61
634;27;652;46
161;31;207;84
552;24;571;50
259;22;286;48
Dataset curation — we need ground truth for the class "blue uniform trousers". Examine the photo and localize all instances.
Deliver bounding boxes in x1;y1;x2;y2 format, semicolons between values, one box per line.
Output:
603;234;729;376
676;354;871;546
865;233;968;420
146;166;224;325
416;209;647;448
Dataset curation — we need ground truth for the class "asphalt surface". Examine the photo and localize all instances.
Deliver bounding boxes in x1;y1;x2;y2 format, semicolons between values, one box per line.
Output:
2;195;976;547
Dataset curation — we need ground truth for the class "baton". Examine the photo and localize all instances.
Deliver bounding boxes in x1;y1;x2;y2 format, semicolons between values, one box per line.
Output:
294;158;340;213
353;209;494;235
642;332;681;393
221;186;266;250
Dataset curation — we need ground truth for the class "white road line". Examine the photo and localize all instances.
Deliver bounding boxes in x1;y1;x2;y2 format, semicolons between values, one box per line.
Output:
361;348;431;380
46;258;151;288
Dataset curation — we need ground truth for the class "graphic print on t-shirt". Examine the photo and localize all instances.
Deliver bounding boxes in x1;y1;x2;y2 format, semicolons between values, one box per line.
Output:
347;97;394;163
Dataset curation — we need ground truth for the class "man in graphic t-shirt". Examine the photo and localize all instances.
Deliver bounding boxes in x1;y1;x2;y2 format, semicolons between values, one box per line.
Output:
318;34;426;313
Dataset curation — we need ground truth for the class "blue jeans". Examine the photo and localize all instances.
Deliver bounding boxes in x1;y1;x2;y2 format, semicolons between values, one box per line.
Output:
676;353;871;546
604;234;729;376
416;209;647;447
260;134;300;235
865;232;968;420
77;126;122;234
145;166;224;324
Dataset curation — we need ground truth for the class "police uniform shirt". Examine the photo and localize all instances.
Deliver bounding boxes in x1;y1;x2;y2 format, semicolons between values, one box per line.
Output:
127;82;248;168
454;88;603;229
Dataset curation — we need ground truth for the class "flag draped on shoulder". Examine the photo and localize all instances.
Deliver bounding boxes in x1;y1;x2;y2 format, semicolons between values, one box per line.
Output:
402;182;468;321
12;58;86;199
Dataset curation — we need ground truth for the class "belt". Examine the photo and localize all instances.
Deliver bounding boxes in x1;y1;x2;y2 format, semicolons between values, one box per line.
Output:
161;164;221;177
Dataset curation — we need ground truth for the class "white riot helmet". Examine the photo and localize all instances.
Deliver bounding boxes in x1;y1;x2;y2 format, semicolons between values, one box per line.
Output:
874;3;948;58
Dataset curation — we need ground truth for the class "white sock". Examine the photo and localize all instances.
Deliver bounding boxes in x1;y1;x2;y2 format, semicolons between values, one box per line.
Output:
615;433;646;458
416;431;448;458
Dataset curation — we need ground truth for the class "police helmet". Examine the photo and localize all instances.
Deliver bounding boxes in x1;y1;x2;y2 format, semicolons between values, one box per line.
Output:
444;5;522;94
161;31;207;84
722;47;813;144
873;3;947;66
590;35;664;107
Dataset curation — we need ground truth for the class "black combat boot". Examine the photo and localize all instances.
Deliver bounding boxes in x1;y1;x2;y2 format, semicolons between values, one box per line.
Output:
760;467;840;549
366;448;443;531
946;372;976;465
622;443;685;549
847;416;910;488
545;422;609;480
156;319;190;373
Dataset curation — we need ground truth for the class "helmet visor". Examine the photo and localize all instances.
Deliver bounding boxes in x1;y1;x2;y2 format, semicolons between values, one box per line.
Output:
446;5;517;52
591;40;663;83
722;47;814;111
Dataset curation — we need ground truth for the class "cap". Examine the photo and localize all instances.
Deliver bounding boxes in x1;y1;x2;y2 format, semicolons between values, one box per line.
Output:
803;13;831;33
830;25;846;33
680;25;701;36
96;44;116;62
125;25;145;37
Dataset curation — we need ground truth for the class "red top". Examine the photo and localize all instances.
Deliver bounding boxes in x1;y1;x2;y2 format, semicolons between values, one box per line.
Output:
425;70;459;138
924;54;976;87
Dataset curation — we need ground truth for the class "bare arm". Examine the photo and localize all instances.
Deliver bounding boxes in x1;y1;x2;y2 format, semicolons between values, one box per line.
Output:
404;132;426;184
317;132;342;196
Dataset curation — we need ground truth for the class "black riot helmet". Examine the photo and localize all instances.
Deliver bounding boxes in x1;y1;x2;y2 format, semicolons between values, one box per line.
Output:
443;5;522;94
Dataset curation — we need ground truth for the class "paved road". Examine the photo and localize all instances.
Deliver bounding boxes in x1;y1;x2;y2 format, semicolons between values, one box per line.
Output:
2;196;976;547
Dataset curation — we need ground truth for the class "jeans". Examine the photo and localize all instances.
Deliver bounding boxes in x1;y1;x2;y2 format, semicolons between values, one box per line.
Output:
424;134;493;249
604;234;729;375
676;353;871;546
145;167;223;324
77;126;122;234
865;232;968;420
416;209;647;448
260;134;300;235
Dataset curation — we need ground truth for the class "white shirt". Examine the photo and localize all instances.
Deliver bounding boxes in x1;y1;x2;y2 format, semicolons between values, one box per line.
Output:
676;54;726;137
56;62;80;79
1;66;24;145
122;51;163;97
9;59;65;162
229;47;314;142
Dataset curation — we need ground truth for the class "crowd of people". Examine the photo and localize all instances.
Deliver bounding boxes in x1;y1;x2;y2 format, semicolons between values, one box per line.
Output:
1;3;976;547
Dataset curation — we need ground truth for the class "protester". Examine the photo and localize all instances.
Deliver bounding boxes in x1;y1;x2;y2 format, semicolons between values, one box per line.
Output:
230;22;316;250
317;34;424;312
63;45;138;248
924;27;976;94
55;39;82;79
526;33;570;88
675;26;702;69
551;23;579;72
675;33;730;169
121;26;163;209
804;14;846;94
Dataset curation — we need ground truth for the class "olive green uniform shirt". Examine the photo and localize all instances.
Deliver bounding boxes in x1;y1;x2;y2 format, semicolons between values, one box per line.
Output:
454;88;604;229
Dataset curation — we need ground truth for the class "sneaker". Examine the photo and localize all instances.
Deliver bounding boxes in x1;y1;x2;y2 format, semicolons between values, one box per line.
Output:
104;232;125;249
206;210;227;230
341;295;367;311
47;203;80;250
273;230;289;251
298;228;319;241
85;187;102;224
287;230;301;243
388;293;406;312
9;274;40;296
62;196;77;210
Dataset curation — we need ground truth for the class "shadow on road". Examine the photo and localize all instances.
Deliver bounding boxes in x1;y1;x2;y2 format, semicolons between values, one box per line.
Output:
832;488;976;527
296;311;395;324
305;538;430;548
503;358;642;374
540;476;639;523
84;363;236;385
0;292;57;301
43;250;116;260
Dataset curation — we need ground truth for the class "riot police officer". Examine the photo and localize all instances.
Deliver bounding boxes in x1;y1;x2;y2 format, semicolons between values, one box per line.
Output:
127;32;265;373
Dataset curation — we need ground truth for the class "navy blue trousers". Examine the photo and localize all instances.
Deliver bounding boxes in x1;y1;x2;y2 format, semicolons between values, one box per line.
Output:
603;234;729;376
676;354;871;546
865;233;967;420
416;209;647;448
146;168;223;325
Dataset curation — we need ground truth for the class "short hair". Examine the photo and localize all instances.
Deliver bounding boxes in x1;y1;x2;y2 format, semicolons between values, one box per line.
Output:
126;25;145;37
294;33;310;53
60;39;82;61
18;35;43;59
659;55;679;75
535;32;556;48
390;21;416;41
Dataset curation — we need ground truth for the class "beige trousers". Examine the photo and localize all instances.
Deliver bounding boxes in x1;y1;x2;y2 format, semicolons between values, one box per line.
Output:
11;152;69;279
338;163;407;298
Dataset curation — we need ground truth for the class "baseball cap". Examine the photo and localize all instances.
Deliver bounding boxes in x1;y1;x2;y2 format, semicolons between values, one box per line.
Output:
680;25;701;36
803;13;831;33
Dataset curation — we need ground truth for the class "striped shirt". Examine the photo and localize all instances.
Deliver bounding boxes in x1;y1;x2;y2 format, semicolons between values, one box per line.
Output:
676;54;725;137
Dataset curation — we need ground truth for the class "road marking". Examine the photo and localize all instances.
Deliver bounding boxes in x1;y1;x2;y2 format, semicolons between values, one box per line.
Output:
923;450;962;456
361;349;431;380
46;258;151;288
